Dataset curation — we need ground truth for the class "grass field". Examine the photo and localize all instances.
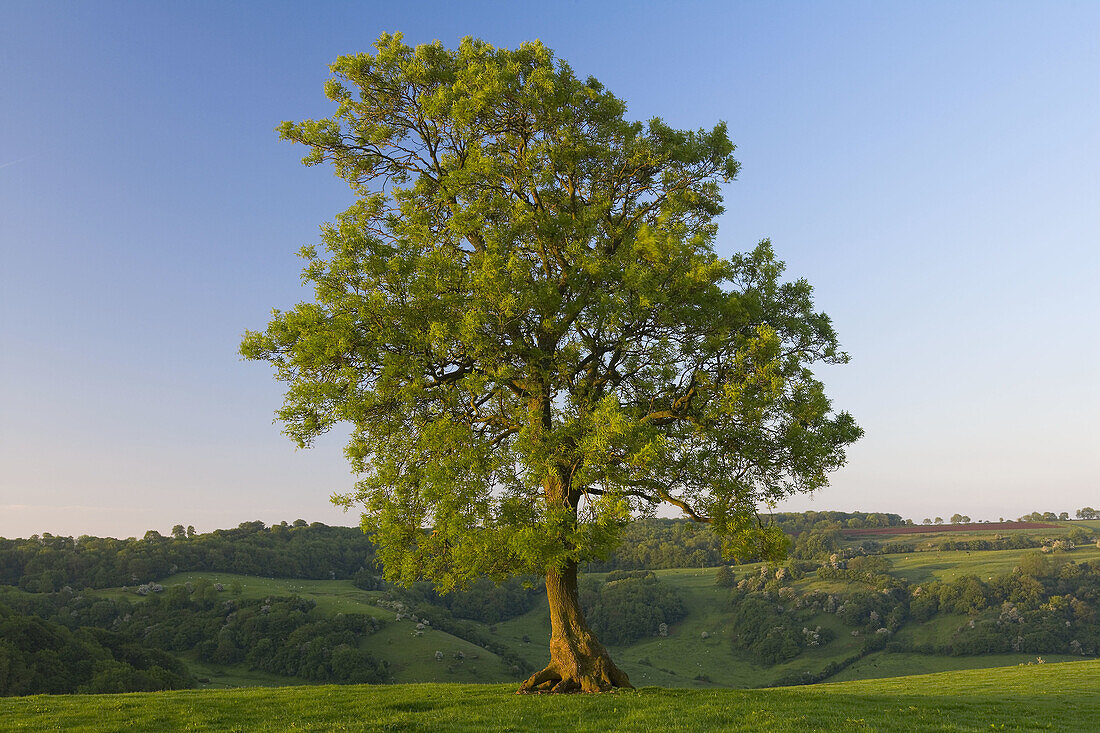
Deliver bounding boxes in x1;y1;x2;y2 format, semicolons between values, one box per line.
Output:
887;545;1100;584
2;659;1096;731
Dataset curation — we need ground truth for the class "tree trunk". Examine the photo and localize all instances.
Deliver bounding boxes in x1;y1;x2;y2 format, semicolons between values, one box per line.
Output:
517;561;633;693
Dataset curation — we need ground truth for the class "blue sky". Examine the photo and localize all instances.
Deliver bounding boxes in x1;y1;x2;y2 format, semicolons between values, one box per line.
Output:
2;1;1098;538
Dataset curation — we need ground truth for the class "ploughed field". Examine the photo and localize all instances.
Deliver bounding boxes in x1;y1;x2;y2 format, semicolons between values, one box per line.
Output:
2;660;1097;732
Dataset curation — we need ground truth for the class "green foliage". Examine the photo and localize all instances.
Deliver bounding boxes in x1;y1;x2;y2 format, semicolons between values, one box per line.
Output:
1017;510;1086;523
1067;527;1094;545
588;514;901;571
0;587;387;690
189;596;387;683
578;571;686;645
726;592;834;665
391;577;542;624
242;33;860;591
0;603;193;696
791;528;842;561
0;522;378;591
937;534;1041;552
842;555;895;586
714;565;736;587
436;578;542;624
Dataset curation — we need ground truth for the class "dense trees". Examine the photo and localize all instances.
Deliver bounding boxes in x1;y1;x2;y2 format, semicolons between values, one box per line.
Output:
0;586;388;694
394;577;543;624
719;552;1100;670
728;595;820;664
1017;510;1085;522
0;603;192;696
588;514;901;572
0;522;377;592
579;571;685;645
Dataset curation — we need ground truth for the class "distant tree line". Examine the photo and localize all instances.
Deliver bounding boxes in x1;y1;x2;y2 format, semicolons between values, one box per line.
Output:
585;513;907;571
0;521;377;592
3;513;920;594
1019;508;1098;521
789;525;1096;560
10;509;1069;596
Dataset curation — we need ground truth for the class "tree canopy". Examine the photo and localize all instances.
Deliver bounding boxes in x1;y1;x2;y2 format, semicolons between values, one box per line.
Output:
241;33;861;691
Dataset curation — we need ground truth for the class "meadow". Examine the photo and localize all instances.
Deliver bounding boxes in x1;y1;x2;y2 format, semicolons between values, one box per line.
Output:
2;659;1096;731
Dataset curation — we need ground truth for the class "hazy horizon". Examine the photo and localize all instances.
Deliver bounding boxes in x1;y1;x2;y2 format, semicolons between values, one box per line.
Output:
1;503;1088;542
3;2;1098;539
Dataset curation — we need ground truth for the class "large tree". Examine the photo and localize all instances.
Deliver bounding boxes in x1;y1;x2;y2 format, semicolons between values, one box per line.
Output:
242;34;861;693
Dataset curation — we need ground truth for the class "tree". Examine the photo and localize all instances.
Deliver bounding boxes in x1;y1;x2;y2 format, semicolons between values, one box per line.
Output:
1077;507;1098;520
241;34;861;693
950;513;970;525
714;565;736;588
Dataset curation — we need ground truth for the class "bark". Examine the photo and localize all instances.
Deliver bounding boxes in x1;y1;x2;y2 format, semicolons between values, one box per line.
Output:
517;561;633;693
516;395;631;693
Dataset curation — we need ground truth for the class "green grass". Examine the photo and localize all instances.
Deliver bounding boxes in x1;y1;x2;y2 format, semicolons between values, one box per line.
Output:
184;656;325;690
827;651;1085;682
2;660;1097;731
367;615;518;684
887;545;1100;584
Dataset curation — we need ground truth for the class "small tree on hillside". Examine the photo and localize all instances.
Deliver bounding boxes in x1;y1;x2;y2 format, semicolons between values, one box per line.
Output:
242;34;861;693
714;565;736;588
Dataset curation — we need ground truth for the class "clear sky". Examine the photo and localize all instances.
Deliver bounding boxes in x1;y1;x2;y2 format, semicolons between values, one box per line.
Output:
2;1;1097;539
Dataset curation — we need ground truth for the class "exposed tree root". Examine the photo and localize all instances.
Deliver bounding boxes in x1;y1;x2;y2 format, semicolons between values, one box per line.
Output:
516;656;633;694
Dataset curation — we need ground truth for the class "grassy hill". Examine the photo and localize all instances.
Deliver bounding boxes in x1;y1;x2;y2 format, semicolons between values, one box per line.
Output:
4;518;1096;697
2;659;1097;731
72;538;1098;691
